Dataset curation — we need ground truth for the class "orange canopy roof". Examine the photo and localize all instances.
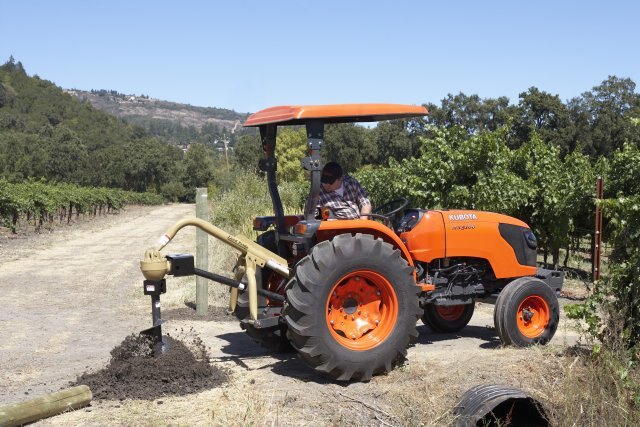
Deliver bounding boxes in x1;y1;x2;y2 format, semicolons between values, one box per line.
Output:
243;103;428;127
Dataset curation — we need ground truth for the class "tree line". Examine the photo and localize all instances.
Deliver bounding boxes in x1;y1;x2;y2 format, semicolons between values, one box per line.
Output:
234;76;640;176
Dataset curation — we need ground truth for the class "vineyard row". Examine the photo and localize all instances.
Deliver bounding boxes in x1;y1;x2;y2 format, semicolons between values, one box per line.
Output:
0;180;163;233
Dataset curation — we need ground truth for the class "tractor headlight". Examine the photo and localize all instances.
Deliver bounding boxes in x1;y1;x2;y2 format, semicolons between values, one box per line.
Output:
524;230;537;249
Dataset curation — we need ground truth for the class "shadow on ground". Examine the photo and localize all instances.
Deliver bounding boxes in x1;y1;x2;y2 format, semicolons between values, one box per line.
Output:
414;324;502;349
214;331;339;385
213;322;503;384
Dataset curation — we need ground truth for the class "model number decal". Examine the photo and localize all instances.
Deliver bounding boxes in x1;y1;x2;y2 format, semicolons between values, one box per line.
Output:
451;225;476;231
449;213;478;221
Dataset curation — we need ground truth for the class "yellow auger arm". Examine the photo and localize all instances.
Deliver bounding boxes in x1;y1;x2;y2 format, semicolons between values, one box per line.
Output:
140;217;290;322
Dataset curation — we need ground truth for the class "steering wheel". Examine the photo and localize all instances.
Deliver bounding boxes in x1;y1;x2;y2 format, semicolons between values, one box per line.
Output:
362;197;409;228
372;197;409;218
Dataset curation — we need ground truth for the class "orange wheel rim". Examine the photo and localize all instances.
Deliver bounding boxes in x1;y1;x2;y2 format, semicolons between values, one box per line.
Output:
435;305;465;321
516;295;550;338
326;270;398;351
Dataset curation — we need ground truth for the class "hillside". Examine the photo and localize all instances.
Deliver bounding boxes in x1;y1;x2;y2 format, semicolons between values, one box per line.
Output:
68;89;251;146
0;58;183;192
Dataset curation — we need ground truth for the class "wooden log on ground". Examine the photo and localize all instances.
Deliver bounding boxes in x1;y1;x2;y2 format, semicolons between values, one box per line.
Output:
0;385;92;427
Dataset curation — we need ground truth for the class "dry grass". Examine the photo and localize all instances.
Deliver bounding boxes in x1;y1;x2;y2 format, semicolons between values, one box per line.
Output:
545;325;640;427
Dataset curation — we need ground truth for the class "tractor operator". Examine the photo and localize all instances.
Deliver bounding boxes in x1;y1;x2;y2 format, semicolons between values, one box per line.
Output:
319;162;372;220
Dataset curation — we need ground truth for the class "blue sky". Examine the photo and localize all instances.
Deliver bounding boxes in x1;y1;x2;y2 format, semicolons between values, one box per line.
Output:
2;1;638;113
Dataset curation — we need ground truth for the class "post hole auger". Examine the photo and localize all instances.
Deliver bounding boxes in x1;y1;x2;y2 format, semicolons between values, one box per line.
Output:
139;217;291;354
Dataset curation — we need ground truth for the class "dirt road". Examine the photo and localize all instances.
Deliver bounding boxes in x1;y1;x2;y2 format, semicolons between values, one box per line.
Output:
0;204;195;405
0;204;581;425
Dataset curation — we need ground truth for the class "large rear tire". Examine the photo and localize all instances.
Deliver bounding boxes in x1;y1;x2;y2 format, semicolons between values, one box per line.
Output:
494;277;559;347
422;303;474;333
283;233;420;381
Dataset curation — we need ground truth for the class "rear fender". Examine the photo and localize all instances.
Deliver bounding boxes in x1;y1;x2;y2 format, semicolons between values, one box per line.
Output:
316;220;414;268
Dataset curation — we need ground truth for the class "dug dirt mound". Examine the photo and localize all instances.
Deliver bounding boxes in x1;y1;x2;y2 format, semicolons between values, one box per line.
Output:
73;332;229;400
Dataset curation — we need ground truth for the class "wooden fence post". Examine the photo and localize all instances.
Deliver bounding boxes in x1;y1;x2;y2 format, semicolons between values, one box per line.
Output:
592;176;604;283
196;188;209;315
0;385;92;427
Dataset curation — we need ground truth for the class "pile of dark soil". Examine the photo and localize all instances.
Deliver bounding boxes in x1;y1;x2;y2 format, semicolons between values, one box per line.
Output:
73;331;229;400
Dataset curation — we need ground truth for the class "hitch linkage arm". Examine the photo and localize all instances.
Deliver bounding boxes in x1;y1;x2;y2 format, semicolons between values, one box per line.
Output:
167;253;284;302
140;217;290;322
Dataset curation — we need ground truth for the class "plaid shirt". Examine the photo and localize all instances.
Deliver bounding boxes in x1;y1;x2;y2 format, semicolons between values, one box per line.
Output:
319;175;371;219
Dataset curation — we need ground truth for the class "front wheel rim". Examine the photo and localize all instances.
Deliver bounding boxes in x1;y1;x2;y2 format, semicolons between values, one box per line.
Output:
516;295;550;338
435;305;466;321
326;270;398;351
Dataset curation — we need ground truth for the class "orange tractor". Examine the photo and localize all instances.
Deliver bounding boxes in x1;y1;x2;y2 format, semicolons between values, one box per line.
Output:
140;104;563;381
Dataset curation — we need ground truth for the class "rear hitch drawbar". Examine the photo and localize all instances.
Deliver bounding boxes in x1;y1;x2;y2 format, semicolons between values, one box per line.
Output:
140;253;285;356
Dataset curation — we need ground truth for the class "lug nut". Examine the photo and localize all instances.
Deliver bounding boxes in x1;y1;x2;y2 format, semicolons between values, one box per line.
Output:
330;320;334;325
351;315;355;320
351;334;356;339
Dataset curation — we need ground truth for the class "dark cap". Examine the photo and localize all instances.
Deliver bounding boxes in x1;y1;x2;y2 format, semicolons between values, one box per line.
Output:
321;162;343;184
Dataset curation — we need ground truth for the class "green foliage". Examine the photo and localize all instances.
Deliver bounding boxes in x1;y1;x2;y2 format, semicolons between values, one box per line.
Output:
183;143;215;189
568;197;640;350
0;179;162;232
275;128;307;182
210;168;306;236
324;123;373;173
233;133;262;173
424;77;640;159
514;135;595;266
608;143;640;197
425;93;515;134
356;125;531;213
511;87;573;153
369;119;420;163
576;76;640;157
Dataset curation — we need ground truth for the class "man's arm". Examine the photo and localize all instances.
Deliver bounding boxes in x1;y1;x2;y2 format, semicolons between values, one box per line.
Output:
359;203;372;220
352;178;372;219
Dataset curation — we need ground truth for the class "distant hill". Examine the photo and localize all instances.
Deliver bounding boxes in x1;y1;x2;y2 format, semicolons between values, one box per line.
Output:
67;89;252;147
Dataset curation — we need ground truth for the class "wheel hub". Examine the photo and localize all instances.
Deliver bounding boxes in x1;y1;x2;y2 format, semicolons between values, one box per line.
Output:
343;297;358;315
327;275;382;340
516;296;550;338
521;308;534;322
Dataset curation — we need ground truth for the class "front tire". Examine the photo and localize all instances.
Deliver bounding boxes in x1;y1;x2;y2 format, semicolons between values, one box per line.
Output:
283;233;420;381
494;277;559;347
